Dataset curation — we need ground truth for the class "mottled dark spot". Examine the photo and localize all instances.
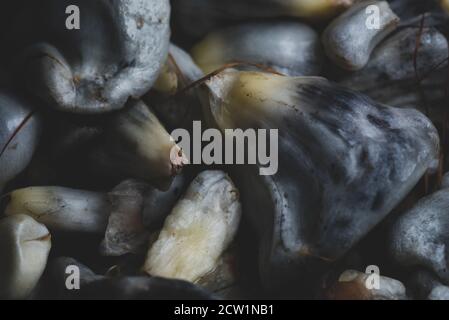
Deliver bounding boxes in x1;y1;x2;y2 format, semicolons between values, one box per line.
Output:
73;75;81;86
367;114;391;129
329;162;343;183
119;59;136;70
371;191;384;211
136;17;144;29
8;143;18;150
334;216;351;231
360;148;368;163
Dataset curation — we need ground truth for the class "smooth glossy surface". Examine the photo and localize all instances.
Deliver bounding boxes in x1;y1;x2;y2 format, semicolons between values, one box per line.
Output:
192;22;323;76
0;91;41;193
0;215;51;299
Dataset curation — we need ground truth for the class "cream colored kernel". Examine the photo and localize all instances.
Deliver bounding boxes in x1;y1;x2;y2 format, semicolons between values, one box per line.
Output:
143;171;241;283
191;35;226;74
